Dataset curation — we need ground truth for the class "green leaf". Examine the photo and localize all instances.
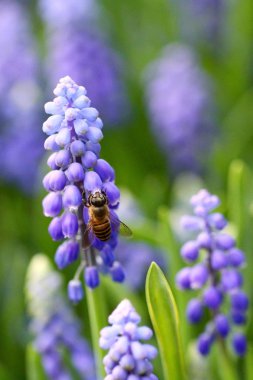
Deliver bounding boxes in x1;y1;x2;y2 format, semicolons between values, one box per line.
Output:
85;286;107;380
145;262;186;380
213;89;253;178
26;344;48;380
227;160;253;293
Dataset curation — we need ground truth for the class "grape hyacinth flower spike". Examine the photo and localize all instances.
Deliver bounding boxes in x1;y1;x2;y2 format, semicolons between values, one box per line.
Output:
26;254;95;380
176;189;248;356
100;299;158;379
42;76;126;302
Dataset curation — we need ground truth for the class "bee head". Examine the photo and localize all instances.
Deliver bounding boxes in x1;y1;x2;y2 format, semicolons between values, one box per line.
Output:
89;190;107;207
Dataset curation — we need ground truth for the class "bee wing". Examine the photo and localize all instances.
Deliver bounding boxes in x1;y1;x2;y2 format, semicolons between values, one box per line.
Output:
110;211;133;237
83;222;95;249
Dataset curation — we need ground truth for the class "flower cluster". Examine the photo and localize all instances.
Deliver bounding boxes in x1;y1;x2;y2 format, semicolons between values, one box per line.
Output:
144;44;214;175
0;0;43;192
42;76;125;302
40;0;129;126
100;299;158;379
176;189;248;356
26;254;96;380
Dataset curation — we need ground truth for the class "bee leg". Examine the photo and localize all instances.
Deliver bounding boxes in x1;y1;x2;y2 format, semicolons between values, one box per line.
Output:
82;190;91;207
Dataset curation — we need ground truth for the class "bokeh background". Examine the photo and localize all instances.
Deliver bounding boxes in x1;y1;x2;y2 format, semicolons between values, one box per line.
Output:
0;0;253;379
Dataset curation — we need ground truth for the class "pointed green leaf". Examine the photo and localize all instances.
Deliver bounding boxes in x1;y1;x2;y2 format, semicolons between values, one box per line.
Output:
86;286;107;380
145;262;186;380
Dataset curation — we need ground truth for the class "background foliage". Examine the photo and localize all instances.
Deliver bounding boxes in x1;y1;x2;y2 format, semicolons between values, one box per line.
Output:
0;0;253;379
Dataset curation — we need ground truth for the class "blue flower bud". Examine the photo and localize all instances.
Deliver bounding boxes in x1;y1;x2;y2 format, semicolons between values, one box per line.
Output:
111;366;127;379
85;266;100;288
55;240;79;269
82;151;97;169
73;119;89;135
186;299;203;323
66;162;84;182
47;153;58;169
43;115;64;135
94;117;103;129
83;171;103;192
215;314;230;337
228;248;245;267
101;246;115;267
65;107;80;121
231;291;249;312
197;231;212;249
221;270;243;291
232;333;247;356
215;234;235;250
197;333;213;356
55;127;71;147
86;127;103;143
203;286;222;309
190;264;208;289
103;182;120;206
211;250;228;270
181;240;199;262
44;134;60;151
73;95;91;109
48;217;64;240
119;354;135;371
81;107;99;121
55;150;71;168
110;262;125;282
47;170;67;191
208;213;227;230
43;192;62;217
62;185;82;208
175;267;191;289
44;101;63;115
62;212;79;238
70;140;86;157
85;141;101;156
181;215;202;231
231;311;246;325
95;159;115;182
68;280;84;303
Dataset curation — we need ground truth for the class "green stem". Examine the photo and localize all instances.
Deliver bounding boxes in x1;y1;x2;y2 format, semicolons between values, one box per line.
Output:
85;285;107;380
216;338;238;380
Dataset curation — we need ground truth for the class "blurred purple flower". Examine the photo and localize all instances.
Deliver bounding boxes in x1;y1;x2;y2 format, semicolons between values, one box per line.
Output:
40;0;129;126
115;240;167;290
26;255;96;380
0;0;43;192
176;189;248;356
144;44;214;175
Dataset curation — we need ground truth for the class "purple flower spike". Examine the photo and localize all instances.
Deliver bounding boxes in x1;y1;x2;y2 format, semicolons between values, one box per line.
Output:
144;44;214;175
176;189;248;356
42;76;128;302
26;255;96;380
100;300;158;378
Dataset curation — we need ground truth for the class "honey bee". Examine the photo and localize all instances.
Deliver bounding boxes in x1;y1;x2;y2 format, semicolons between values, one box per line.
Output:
83;190;132;247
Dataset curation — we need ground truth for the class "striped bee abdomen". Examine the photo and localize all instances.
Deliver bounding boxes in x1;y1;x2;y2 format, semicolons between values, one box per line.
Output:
93;220;111;241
